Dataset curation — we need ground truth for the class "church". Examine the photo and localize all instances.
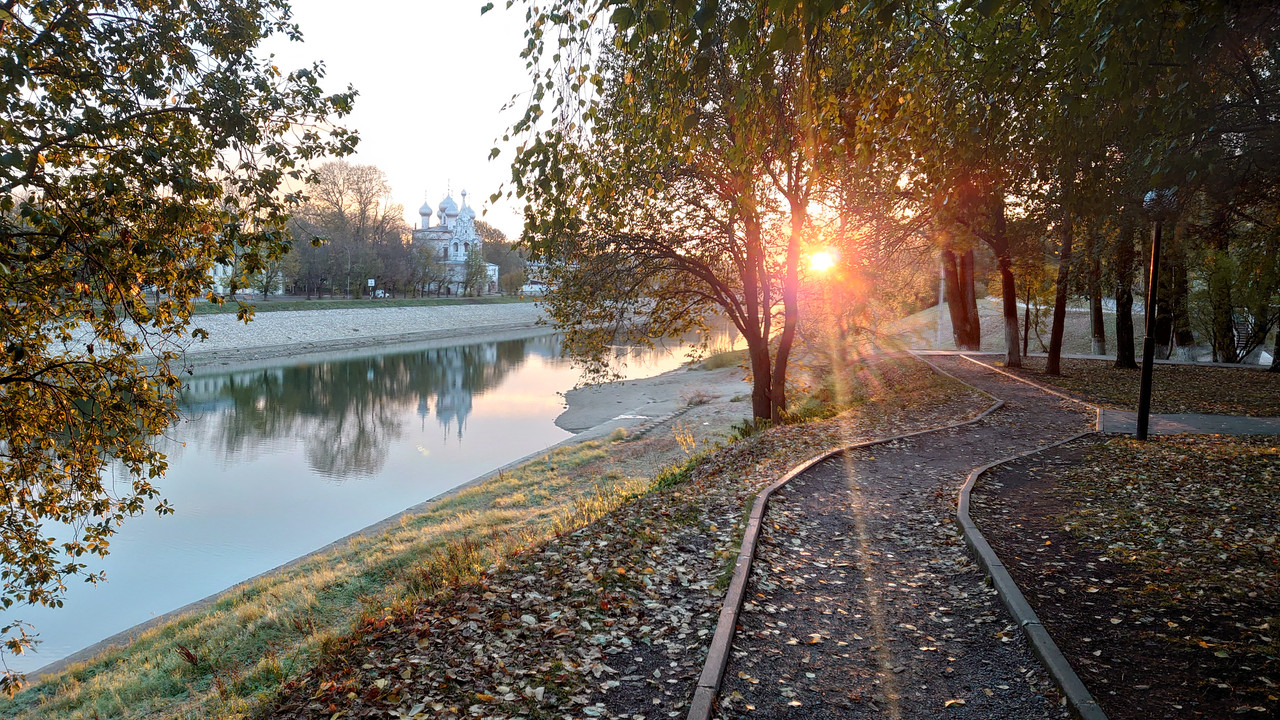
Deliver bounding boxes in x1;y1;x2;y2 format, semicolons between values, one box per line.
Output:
412;189;499;295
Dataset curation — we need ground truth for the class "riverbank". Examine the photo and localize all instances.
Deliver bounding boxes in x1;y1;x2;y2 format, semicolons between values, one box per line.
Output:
163;301;545;376
2;347;761;719
1;352;979;720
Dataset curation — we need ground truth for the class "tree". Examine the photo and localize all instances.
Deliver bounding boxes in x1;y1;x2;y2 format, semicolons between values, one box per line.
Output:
0;0;354;683
412;243;450;297
462;247;489;296
291;161;404;298
500;269;526;296
478;220;527;279
508;1;857;421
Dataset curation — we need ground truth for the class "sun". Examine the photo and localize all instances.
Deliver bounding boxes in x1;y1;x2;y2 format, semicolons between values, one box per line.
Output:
810;251;835;272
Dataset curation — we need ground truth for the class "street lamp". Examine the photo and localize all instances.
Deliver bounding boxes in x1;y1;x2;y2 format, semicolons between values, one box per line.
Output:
1136;188;1178;440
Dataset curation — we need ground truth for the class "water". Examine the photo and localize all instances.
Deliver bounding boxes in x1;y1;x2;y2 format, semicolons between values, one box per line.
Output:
8;330;710;673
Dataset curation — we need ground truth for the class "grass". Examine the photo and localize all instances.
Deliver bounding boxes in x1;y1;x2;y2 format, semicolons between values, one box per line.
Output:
0;437;646;720
1007;355;1280;416
696;348;747;370
188;295;533;316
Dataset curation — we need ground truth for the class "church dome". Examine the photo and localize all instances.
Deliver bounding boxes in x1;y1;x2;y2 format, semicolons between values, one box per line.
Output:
418;199;433;219
439;194;459;217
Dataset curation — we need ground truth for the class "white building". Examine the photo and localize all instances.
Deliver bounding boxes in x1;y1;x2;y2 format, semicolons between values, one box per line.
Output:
412;189;499;295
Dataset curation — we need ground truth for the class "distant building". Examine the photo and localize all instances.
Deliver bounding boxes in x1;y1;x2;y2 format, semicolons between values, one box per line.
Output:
412;189;499;295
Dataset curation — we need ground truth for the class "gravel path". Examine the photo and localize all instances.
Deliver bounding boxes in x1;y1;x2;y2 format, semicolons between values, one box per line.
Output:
714;354;1096;719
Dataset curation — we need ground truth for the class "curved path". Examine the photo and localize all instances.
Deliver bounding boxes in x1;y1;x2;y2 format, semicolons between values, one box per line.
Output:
709;354;1096;719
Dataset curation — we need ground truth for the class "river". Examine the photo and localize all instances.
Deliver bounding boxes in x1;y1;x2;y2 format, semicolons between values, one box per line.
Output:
10;329;715;673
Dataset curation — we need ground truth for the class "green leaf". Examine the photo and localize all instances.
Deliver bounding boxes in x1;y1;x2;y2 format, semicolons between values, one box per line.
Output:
610;6;635;29
975;0;1002;17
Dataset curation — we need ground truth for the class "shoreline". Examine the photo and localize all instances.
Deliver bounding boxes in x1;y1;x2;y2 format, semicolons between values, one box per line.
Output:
176;320;552;377
143;302;546;377
31;314;752;679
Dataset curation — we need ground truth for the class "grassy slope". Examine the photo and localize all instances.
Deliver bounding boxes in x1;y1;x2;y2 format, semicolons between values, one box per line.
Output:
0;437;646;720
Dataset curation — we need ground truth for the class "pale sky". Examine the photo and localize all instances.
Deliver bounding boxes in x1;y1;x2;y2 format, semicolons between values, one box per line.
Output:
262;0;532;240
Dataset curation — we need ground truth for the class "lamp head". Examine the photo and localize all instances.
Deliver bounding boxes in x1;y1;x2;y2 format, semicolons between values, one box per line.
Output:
1142;188;1179;221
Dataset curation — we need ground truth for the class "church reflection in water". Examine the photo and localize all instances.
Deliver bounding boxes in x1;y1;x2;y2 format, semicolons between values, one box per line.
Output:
177;333;564;479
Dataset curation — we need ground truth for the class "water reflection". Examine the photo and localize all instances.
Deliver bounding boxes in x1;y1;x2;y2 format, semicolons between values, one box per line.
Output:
10;329;725;674
179;335;562;479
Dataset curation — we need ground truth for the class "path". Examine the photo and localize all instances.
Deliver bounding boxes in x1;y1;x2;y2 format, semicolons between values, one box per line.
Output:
1099;409;1280;435
713;354;1095;719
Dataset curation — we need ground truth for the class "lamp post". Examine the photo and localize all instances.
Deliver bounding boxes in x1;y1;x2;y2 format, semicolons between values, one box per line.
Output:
1137;189;1178;440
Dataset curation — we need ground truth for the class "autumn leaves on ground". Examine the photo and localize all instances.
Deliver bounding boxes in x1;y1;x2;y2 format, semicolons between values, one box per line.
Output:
972;362;1280;719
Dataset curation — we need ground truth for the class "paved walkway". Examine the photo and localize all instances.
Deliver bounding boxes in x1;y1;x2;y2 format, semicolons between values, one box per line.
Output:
714;354;1095;719
1100;409;1280;435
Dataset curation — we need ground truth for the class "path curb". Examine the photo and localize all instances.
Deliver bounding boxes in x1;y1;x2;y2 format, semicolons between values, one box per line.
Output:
947;355;1111;720
686;355;1005;719
956;435;1108;720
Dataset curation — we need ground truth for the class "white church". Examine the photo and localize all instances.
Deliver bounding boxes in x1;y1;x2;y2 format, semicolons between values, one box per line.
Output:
412;189;499;295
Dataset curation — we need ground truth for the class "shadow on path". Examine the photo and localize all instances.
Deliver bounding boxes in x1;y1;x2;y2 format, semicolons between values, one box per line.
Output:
713;354;1094;719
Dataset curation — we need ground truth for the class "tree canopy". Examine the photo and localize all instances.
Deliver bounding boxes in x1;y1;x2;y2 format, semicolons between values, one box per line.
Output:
0;0;354;683
501;0;1280;391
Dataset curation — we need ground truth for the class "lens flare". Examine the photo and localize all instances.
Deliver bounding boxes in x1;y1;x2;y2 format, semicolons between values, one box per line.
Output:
810;251;835;272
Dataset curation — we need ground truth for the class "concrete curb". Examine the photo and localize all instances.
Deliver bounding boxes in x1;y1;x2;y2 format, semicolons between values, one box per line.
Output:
946;355;1111;719
956;435;1108;720
686;356;1005;719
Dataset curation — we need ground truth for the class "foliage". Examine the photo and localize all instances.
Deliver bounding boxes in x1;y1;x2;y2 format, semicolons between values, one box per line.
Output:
505;0;864;420
462;247;489;296
498;269;526;296
0;0;355;683
286;161;407;299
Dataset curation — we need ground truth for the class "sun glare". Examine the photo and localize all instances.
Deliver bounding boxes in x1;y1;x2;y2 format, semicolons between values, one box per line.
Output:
810;251;835;273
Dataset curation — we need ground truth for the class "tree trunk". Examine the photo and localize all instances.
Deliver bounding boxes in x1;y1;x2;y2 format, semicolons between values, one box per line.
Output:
960;249;980;348
1164;218;1196;359
1114;211;1138;369
770;200;804;421
1206;208;1236;362
1023;279;1031;358
941;248;981;350
986;195;1021;367
1086;222;1106;355
1000;257;1021;367
1047;207;1073;376
1271;327;1280;372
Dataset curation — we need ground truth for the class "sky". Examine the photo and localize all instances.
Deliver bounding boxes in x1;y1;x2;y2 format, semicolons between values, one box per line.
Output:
262;0;532;240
